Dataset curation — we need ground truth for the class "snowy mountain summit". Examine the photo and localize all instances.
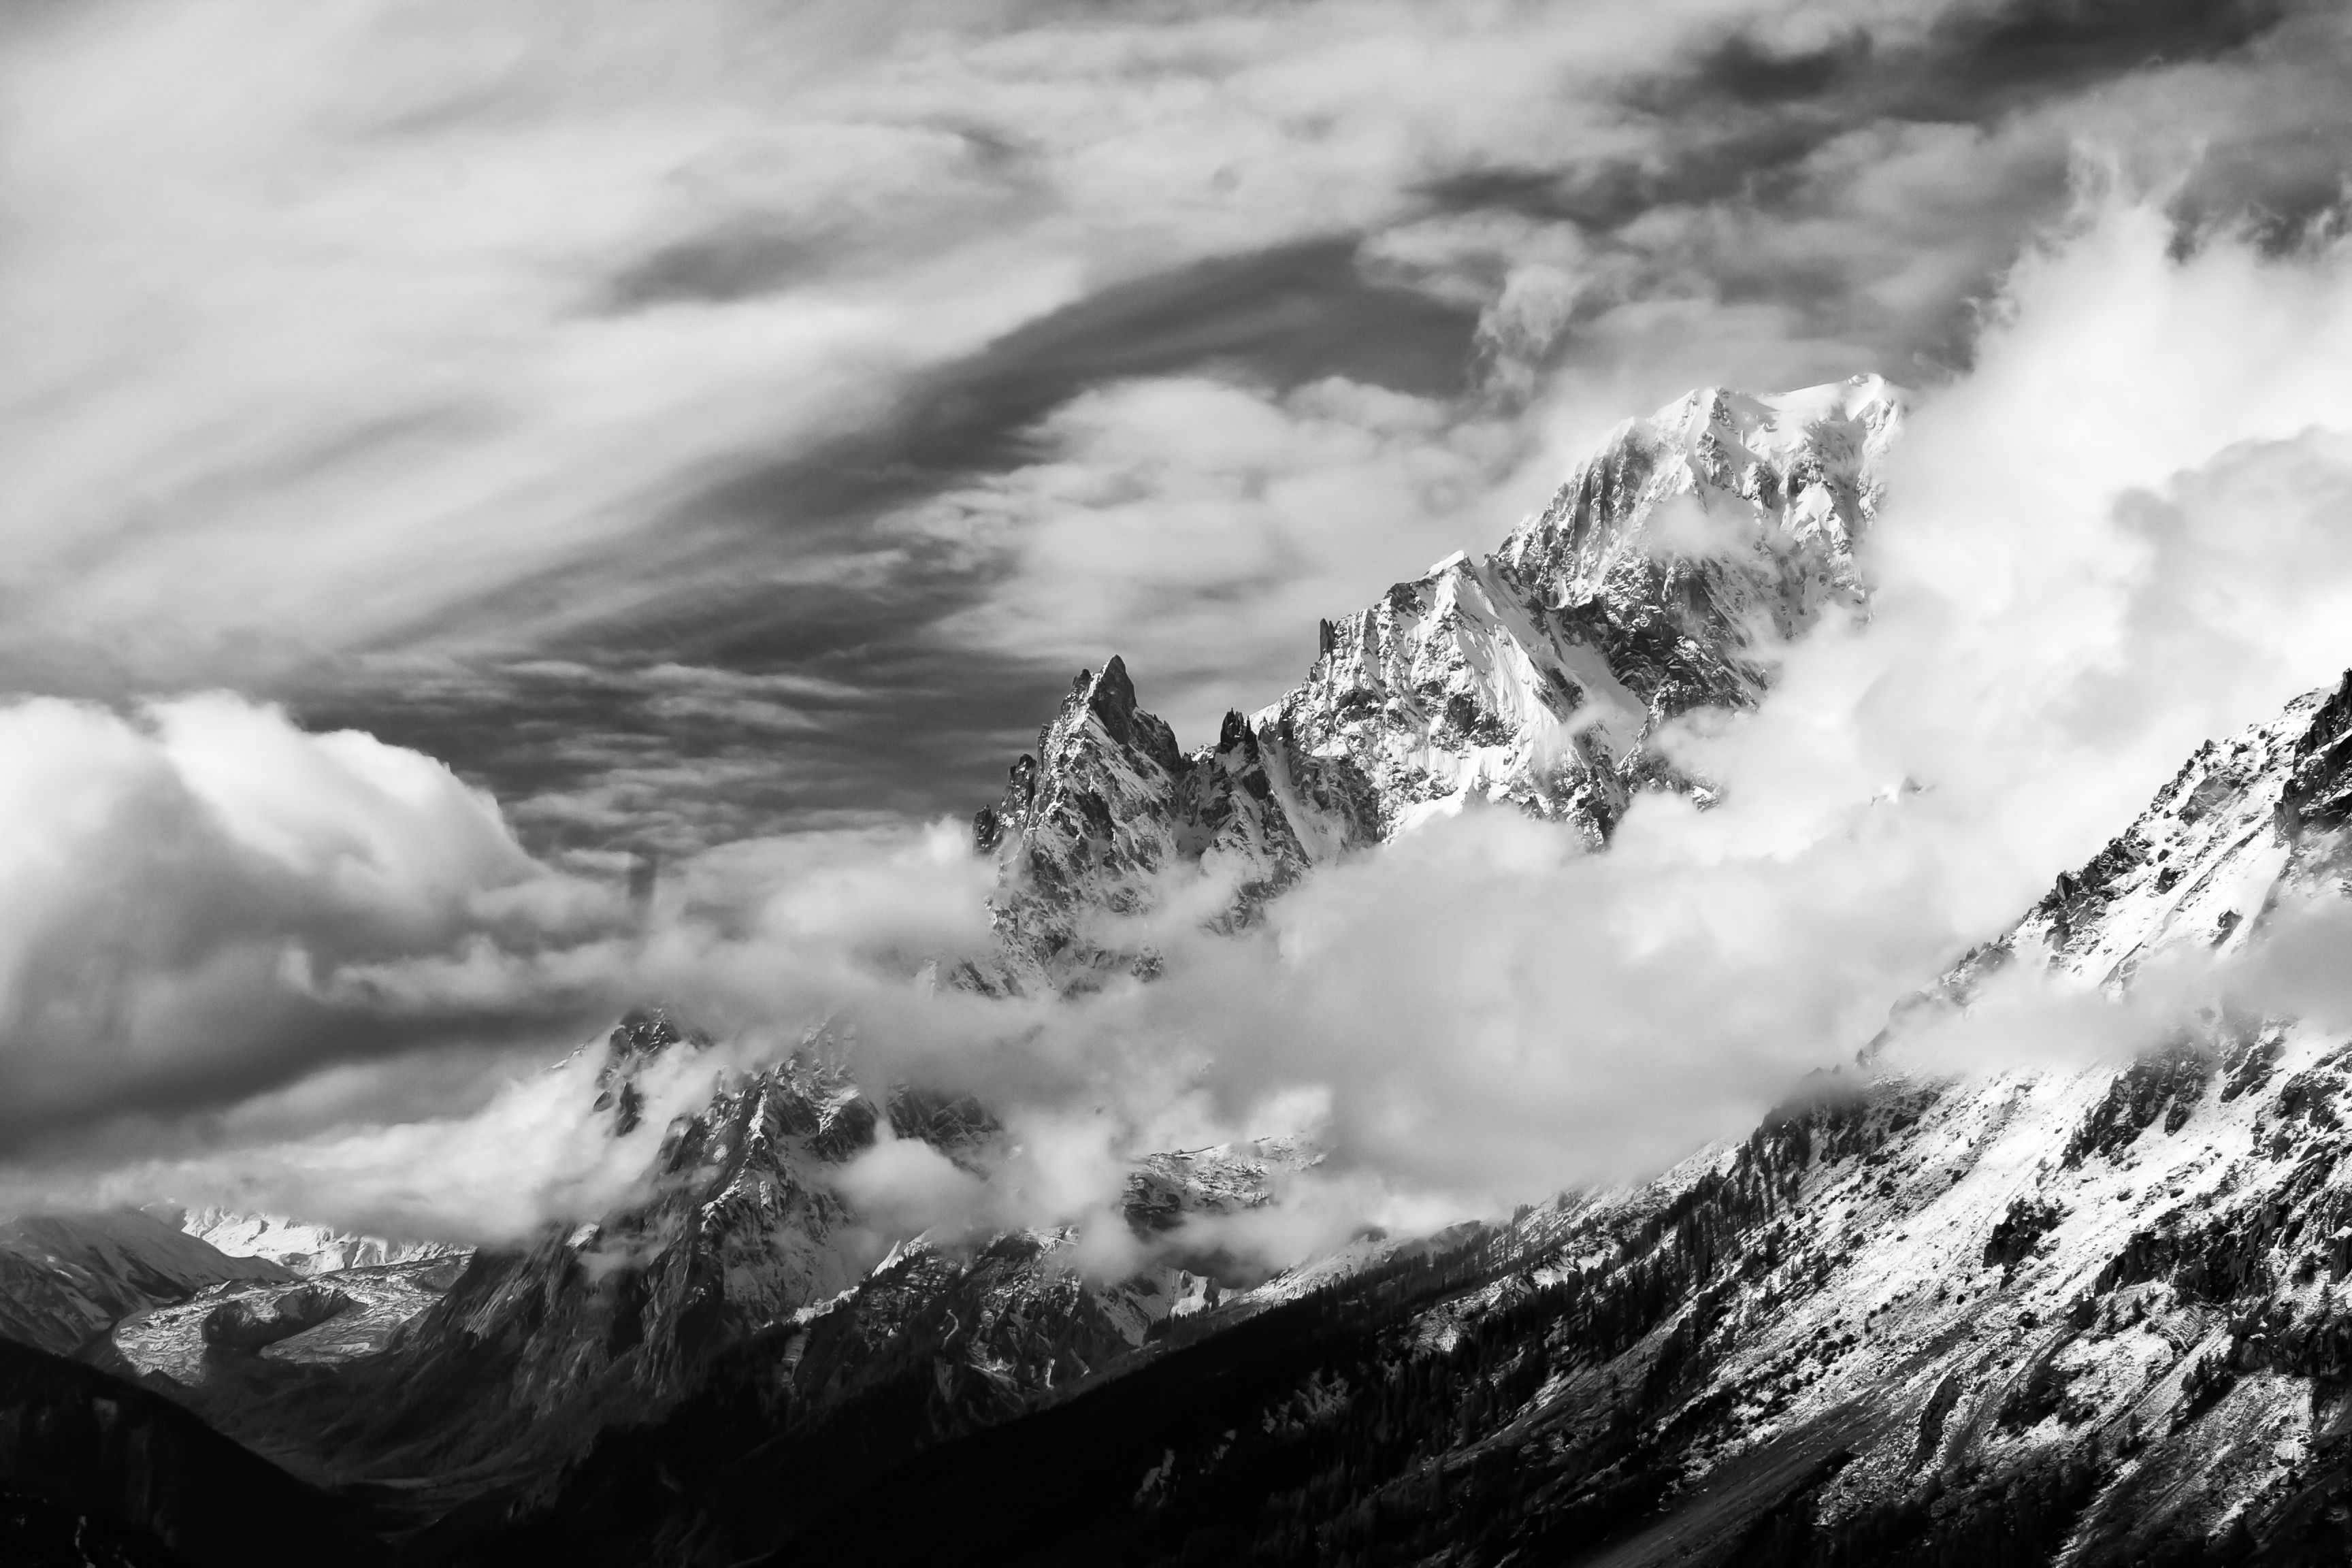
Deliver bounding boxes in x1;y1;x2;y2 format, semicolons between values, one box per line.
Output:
736;606;2352;1568
1294;374;1901;834
975;375;1904;983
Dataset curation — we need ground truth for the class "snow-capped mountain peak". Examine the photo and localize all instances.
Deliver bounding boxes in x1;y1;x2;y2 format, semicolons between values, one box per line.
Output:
975;377;1910;983
178;1208;467;1277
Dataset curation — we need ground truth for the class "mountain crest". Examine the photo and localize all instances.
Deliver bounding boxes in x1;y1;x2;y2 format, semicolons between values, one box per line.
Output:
971;377;1912;982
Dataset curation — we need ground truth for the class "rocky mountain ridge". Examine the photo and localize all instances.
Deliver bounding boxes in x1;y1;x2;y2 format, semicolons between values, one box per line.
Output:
598;666;2352;1568
973;376;1903;983
445;380;2352;1566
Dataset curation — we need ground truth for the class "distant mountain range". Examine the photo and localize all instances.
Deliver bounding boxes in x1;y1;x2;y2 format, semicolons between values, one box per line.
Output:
6;376;2351;1566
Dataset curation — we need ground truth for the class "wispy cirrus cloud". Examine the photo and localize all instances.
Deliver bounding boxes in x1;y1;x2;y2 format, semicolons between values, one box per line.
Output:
6;0;2342;852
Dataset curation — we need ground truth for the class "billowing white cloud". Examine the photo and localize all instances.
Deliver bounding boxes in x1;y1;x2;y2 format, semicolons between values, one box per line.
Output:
897;197;2352;1245
0;693;621;1133
0;693;1000;1238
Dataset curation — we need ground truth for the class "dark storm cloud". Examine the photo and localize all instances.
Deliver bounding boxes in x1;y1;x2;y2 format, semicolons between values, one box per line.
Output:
0;694;634;1151
935;238;1481;408
1917;0;2289;106
0;998;602;1156
1441;0;2283;235
1408;0;2328;391
684;235;1476;493
1659;0;2293;125
606;122;1041;311
610;225;830;310
1686;29;1872;105
1447;0;2301;235
300;638;1051;858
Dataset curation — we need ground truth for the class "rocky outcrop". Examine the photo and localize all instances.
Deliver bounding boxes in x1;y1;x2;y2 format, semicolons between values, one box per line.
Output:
275;1013;879;1484
972;657;1221;987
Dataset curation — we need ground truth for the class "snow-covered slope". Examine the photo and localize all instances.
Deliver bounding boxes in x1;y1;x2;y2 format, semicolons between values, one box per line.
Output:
179;1209;468;1277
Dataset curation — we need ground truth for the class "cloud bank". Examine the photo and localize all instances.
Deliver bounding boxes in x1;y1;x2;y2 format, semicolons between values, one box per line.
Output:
18;196;2352;1272
6;3;2352;1266
834;195;2352;1256
0;695;617;1139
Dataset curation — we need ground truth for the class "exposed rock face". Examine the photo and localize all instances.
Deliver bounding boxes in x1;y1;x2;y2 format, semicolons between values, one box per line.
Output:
1123;1136;1314;1237
973;377;1904;982
972;657;1216;987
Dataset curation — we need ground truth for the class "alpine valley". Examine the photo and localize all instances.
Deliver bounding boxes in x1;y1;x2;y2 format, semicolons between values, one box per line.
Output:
11;376;2352;1568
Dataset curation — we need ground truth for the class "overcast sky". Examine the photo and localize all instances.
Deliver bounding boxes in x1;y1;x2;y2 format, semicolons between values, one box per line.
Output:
8;0;2352;1242
6;0;2342;860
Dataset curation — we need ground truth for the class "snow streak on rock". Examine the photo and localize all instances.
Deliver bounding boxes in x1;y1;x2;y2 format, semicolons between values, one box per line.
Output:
1277;376;1902;840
